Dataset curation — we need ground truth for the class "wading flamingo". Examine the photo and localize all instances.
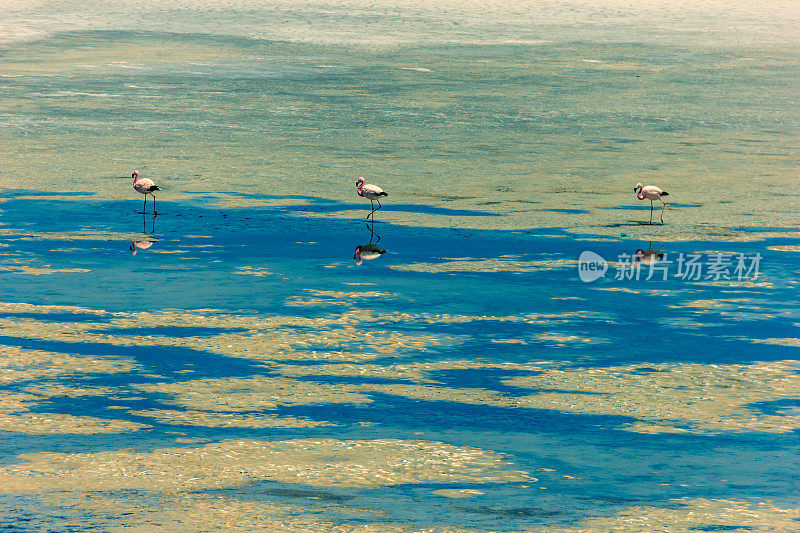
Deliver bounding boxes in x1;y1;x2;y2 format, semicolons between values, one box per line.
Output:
634;183;669;224
356;177;388;220
132;170;160;215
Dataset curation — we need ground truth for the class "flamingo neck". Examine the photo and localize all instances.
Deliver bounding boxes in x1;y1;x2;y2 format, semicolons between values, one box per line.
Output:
637;191;645;200
357;184;363;196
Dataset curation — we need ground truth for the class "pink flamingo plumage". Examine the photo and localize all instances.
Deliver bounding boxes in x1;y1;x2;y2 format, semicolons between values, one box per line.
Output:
132;170;161;215
356;177;388;220
634;183;669;224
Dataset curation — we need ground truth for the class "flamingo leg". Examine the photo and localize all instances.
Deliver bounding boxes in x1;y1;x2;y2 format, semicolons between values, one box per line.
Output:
649;201;654;224
366;199;375;220
364;219;382;245
142;195;147;214
375;199;382;213
152;194;158;216
660;200;666;223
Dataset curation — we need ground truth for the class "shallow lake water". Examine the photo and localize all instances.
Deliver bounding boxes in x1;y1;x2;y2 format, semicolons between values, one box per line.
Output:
1;192;799;531
1;1;799;531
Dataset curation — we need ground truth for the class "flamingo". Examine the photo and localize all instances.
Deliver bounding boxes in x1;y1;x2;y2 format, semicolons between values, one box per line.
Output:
132;170;160;215
356;177;388;220
634;183;669;224
354;244;386;265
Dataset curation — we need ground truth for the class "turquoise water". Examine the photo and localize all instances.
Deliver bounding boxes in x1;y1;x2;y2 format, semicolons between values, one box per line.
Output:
1;2;800;531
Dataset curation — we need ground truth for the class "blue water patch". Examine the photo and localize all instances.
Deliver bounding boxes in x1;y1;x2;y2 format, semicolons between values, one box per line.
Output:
746;399;800;416
544;208;590;214
690;527;756;532
0;312;114;324
209;193;501;218
736;227;800;233
90;326;249;337
0;335;263;379
0;189;96;198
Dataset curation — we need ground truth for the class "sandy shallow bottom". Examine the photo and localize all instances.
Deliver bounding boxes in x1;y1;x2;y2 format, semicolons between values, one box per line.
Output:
0;193;798;531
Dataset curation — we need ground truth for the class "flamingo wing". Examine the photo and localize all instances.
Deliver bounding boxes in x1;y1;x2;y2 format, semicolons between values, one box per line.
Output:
134;178;159;194
361;183;385;197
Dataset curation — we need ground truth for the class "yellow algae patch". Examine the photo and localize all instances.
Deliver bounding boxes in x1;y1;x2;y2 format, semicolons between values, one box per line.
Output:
0;345;139;383
594;287;638;293
286;289;399;307
504;360;800;434
139;370;537;415
0;438;532;492
276;362;438;383
0;385;146;436
767;245;800;252
304;289;398;300
0;301;110;316
274;360;547;384
210;195;313;209
0;392;40;413
0;265;90;275
23;491;410;533
698;281;774;289
0;412;149;435
23;384;118;398
539;498;800;533
390;258;576;273
754;338;800;348
353;310;594;327
133;377;372;410
0;303;591;365
366;383;520;409
431;489;486;498
0;309;446;363
535;333;597;345
0;346;147;434
129;409;338;429
233;266;273;277
677;298;763;310
6;230;146;242
620;422;692;434
0;391;147;436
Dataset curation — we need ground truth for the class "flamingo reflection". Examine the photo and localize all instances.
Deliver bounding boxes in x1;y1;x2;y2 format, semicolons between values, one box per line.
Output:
130;240;153;255
354;222;386;265
130;213;157;255
634;242;664;265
